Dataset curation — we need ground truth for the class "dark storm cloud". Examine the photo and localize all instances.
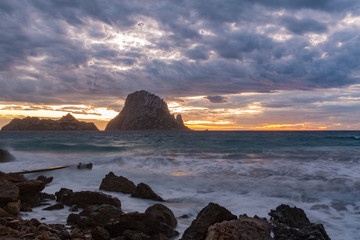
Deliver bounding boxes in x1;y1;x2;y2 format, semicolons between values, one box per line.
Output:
205;96;228;104
281;17;328;35
0;0;360;107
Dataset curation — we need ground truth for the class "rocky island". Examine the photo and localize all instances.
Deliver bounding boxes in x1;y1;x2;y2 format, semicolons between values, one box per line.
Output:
1;113;98;131
105;90;190;131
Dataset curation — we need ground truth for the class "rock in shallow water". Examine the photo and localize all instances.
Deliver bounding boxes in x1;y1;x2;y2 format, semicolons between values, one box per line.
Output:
145;203;178;228
181;202;237;240
269;204;331;240
0;149;15;162
131;182;164;202
99;172;136;194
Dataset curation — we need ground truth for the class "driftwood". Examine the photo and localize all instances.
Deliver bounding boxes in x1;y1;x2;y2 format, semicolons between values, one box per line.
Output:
11;162;93;174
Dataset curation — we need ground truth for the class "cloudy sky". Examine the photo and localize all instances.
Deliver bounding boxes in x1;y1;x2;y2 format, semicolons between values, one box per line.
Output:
1;0;360;130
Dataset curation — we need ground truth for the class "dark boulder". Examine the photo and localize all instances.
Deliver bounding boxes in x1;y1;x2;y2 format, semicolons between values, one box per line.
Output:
269;204;331;240
105;212;179;239
0;149;15;162
131;182;164;201
0;178;19;205
181;202;237;240
206;215;273;240
55;188;121;208
105;90;190;131
145;203;177;228
92;226;111;240
99;172;136;194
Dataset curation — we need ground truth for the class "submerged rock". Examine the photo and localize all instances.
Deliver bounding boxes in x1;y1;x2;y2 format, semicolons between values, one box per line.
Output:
99;172;136;194
181;202;237;240
0;149;15;162
269;204;331;240
1;113;99;131
206;215;273;240
131;182;164;202
105;90;190;131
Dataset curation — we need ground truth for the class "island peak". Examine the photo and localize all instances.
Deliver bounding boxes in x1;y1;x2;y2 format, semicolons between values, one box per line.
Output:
1;114;98;131
105;90;190;131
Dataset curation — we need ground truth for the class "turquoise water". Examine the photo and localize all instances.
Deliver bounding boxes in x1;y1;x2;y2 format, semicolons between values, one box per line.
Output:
1;131;360;239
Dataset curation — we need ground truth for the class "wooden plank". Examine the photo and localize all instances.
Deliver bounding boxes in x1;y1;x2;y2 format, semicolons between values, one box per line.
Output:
10;162;93;174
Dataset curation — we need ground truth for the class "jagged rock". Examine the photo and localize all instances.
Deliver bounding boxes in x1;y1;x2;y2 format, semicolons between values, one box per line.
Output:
0;149;15;162
131;182;164;202
16;176;53;209
0;178;19;205
181;202;237;240
269;204;331;240
104;212;179;239
206;215;273;240
99;172;136;194
145;204;177;228
1;113;99;131
105;90;190;131
55;188;121;208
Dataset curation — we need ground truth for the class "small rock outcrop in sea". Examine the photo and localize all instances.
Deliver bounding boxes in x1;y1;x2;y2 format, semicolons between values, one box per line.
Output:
105;90;190;131
131;182;164;202
99;172;136;194
1;113;99;131
99;172;164;201
0;149;15;162
181;202;237;240
269;204;331;240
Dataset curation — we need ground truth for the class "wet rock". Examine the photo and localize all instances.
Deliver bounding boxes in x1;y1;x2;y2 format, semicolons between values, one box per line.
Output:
78;204;124;227
55;188;121;208
181;202;237;240
105;212;179;239
145;204;177;228
43;203;64;211
269;204;309;228
0;149;15;162
0;178;19;204
99;172;136;194
206;215;273;240
92;226;111;240
269;204;331;240
131;182;164;202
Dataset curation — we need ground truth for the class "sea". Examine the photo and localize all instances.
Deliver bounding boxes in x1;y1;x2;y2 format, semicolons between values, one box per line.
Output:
0;130;360;239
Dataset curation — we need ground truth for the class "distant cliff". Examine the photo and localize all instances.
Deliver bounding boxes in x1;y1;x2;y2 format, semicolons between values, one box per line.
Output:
1;113;98;131
105;90;190;131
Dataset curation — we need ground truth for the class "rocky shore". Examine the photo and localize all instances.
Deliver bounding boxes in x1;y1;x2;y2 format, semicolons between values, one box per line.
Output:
0;170;331;240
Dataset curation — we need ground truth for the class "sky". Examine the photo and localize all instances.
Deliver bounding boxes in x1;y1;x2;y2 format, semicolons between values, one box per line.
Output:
1;0;360;130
